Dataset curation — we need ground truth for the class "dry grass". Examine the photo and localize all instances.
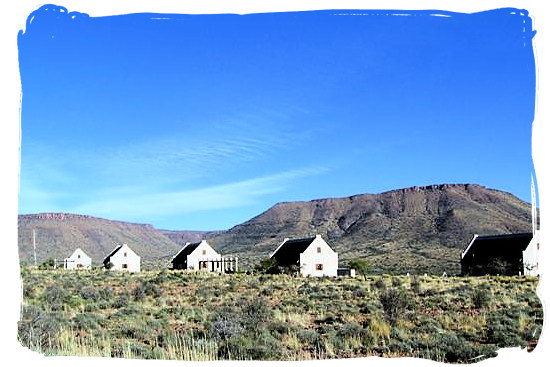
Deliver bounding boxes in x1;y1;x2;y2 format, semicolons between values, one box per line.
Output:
18;268;542;362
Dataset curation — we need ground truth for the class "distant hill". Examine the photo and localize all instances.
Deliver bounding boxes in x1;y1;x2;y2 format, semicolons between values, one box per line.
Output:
206;184;533;274
18;184;534;274
17;213;181;269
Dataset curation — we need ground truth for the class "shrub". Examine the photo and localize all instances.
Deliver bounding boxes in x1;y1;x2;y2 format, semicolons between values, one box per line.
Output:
486;307;524;347
410;276;421;294
241;298;273;332
133;280;162;301
349;258;370;280
379;288;410;325
297;329;320;345
337;322;362;339
23;282;37;298
372;278;386;291
391;277;402;287
42;284;68;311
208;307;244;342
430;331;477;363
255;257;279;274
38;258;56;270
472;288;491;309
352;286;367;298
79;285;101;301
18;306;64;352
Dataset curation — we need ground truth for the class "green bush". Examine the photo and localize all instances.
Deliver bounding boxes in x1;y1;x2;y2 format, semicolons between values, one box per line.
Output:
410;276;421;294
472;288;491;309
79;285;101;301
372;278;387;291
379;288;410;325
18;306;64;352
430;331;477;363
486;307;524;347
133;280;162;301
42;284;68;311
241;298;273;332
208;307;244;342
297;329;320;345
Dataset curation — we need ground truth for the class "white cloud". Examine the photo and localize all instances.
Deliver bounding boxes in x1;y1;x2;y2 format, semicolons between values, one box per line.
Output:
70;166;330;221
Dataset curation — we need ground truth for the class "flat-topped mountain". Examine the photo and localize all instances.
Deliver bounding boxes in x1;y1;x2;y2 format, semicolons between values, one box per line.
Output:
18;184;534;274
207;184;533;274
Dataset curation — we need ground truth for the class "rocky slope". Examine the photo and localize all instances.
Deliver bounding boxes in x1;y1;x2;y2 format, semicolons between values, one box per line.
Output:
206;184;533;274
17;213;181;268
18;184;534;274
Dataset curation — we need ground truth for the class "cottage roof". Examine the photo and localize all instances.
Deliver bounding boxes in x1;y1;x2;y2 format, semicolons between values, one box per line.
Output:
103;244;123;264
68;248;88;258
270;236;316;266
461;232;533;259
103;244;139;264
171;241;202;262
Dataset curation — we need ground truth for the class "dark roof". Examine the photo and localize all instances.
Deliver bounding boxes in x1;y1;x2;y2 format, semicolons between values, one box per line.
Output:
270;237;315;266
461;232;533;259
171;242;201;263
103;244;123;264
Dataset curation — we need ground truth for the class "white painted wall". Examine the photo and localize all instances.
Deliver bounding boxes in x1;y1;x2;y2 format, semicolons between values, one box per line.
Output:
64;248;92;270
299;235;338;277
523;232;539;276
186;240;222;271
108;244;140;272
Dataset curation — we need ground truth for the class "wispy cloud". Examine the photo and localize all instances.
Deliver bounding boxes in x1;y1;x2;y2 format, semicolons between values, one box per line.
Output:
70;166;330;222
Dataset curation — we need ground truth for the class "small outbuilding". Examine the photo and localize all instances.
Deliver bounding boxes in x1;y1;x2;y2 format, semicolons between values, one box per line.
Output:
63;248;92;270
103;243;140;272
460;233;535;276
270;234;338;277
171;240;238;272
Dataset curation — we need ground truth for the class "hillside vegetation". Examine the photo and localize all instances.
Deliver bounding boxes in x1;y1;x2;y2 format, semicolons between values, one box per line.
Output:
19;269;542;362
18;184;534;274
209;184;533;273
18;213;181;269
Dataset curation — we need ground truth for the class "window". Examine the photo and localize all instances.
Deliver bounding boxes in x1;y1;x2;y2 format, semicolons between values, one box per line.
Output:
316;264;324;271
77;255;81;259
124;252;127;257
317;247;322;253
122;264;128;269
202;250;207;255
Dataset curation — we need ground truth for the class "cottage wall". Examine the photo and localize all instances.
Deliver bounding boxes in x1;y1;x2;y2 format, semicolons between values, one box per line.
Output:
187;240;222;270
64;248;92;270
299;236;338;277
109;244;140;272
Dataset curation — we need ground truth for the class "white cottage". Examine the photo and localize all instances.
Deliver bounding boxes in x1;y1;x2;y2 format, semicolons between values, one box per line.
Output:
63;248;92;270
103;244;140;272
270;234;338;277
171;240;238;272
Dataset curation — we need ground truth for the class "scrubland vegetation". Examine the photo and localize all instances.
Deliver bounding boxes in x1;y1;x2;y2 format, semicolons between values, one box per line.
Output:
18;268;542;362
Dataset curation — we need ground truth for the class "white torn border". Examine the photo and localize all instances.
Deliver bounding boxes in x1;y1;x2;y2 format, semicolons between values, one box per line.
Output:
2;1;548;367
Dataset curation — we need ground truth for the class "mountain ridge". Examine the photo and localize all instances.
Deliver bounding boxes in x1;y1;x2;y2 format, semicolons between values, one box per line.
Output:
18;183;534;274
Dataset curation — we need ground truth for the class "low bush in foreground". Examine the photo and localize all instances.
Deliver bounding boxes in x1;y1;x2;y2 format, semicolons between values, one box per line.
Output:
18;269;542;363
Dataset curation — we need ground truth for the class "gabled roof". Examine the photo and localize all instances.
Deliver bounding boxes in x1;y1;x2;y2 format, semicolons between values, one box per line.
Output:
171;241;202;262
103;243;139;264
103;244;123;264
461;232;533;259
68;248;90;258
270;236;316;266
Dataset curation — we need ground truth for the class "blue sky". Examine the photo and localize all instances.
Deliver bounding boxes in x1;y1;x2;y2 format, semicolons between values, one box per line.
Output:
17;6;537;230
